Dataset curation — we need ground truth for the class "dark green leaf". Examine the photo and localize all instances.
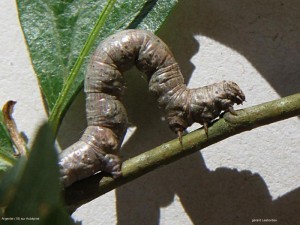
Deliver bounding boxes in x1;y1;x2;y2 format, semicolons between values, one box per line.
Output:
17;0;178;133
17;0;111;111
2;124;74;224
0;157;26;208
0;111;16;174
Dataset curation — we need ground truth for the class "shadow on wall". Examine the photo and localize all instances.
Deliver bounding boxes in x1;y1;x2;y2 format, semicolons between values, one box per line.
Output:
116;0;300;224
58;0;300;224
115;66;300;225
116;153;300;225
159;0;300;96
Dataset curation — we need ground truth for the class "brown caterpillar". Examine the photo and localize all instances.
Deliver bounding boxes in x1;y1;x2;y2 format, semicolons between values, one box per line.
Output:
59;29;245;187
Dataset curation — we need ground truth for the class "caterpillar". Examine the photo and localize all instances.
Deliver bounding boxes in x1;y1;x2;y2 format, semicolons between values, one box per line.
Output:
59;29;245;188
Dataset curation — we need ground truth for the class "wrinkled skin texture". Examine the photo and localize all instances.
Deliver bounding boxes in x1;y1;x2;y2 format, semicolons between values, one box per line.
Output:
59;29;245;187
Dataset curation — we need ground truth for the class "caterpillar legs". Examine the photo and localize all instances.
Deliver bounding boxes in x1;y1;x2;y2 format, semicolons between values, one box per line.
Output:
103;154;122;178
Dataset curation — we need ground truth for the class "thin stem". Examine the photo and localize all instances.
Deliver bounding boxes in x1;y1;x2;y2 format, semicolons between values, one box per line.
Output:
64;93;300;212
2;101;28;158
48;0;117;135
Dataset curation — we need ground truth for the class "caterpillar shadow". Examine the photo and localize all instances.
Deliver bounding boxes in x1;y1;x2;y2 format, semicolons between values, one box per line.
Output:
58;0;300;223
116;0;300;224
116;68;300;225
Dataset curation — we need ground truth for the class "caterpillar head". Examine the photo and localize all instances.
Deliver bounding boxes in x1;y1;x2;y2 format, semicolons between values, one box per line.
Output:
185;81;245;138
221;80;245;106
166;81;245;141
190;81;245;123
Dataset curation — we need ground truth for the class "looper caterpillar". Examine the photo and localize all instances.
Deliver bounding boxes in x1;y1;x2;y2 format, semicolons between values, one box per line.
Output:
59;29;245;187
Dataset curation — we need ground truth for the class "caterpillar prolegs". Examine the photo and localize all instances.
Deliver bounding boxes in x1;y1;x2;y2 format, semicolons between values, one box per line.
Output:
59;29;245;187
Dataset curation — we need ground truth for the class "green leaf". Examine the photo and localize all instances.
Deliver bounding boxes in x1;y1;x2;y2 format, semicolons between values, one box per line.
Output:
17;0;178;134
0;157;26;209
0;111;16;173
2;124;75;224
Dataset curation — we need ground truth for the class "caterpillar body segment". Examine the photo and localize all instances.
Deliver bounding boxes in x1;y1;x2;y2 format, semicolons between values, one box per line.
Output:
59;30;245;187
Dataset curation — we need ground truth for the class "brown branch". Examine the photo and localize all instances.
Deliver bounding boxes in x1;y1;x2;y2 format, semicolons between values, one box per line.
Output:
64;93;300;212
2;101;28;157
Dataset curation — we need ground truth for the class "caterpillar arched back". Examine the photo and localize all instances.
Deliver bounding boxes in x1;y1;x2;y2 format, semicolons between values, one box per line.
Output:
59;29;245;187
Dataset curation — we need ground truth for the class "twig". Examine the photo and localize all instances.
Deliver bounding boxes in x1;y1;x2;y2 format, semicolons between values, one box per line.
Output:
2;101;28;157
64;93;300;212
